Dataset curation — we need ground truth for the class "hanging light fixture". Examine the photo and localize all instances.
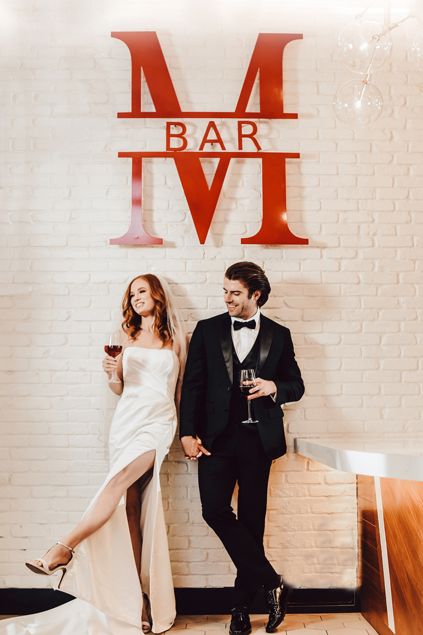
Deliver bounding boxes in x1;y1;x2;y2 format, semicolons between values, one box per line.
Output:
412;28;423;70
333;2;422;127
337;19;392;74
334;78;384;127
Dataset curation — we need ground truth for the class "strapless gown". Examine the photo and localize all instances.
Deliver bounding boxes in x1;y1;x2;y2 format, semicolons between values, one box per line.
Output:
1;347;179;635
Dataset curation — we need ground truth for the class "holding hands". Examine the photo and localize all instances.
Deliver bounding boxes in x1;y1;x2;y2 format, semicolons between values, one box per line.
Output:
181;436;211;461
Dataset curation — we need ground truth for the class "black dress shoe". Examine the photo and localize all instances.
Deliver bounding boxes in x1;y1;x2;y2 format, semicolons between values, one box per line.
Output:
229;607;252;635
264;579;292;633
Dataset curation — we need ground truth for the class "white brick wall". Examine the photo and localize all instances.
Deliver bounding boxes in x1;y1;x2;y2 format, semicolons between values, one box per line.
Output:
1;0;422;590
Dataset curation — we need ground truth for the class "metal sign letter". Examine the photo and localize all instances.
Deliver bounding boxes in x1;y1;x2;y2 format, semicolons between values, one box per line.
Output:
112;31;302;120
109;32;308;246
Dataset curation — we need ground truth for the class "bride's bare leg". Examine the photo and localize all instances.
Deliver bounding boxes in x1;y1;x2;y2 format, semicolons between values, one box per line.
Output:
29;450;156;569
126;478;142;575
126;472;153;628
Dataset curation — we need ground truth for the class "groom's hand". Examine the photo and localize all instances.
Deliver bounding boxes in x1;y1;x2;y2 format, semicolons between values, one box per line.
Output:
181;436;211;460
245;378;277;400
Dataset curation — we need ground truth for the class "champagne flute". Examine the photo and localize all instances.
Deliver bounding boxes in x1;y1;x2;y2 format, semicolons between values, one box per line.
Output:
240;369;258;424
104;330;123;383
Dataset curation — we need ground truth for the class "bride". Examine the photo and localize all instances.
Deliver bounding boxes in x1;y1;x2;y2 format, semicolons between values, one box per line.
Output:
5;274;187;635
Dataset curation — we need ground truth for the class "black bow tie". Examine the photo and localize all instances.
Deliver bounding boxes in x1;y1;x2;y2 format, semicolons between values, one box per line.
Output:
233;320;256;331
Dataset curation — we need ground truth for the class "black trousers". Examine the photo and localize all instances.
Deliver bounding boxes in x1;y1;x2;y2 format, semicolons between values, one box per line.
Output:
198;423;280;607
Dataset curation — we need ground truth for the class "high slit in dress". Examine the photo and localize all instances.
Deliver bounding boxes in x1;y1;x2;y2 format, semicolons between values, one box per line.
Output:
1;346;179;635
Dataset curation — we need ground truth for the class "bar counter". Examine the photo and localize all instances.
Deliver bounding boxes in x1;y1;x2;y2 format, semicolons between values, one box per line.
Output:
294;437;423;482
295;436;423;635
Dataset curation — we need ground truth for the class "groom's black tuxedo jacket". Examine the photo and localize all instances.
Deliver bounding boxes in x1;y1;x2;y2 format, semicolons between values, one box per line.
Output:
180;312;304;461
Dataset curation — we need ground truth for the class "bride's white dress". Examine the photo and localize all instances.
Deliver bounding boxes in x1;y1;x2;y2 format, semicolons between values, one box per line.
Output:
1;347;179;635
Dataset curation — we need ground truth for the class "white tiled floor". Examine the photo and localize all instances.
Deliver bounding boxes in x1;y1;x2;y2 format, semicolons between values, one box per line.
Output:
172;613;379;635
0;612;380;634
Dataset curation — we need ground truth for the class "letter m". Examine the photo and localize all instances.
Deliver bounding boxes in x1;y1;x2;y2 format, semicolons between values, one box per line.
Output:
112;31;302;119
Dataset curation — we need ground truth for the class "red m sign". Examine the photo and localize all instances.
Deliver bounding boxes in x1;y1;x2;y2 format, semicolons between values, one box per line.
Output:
110;32;308;246
112;31;302;120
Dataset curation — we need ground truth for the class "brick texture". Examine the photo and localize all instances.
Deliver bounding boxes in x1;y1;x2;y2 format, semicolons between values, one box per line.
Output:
1;0;421;590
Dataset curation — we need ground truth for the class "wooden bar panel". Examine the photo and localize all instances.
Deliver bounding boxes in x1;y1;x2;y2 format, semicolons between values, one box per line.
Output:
380;478;423;635
358;475;423;635
358;474;379;504
361;534;382;575
357;475;392;635
360;517;378;551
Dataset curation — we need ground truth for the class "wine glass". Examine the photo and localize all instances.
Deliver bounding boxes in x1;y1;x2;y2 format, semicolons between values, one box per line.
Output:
240;369;258;424
104;330;123;383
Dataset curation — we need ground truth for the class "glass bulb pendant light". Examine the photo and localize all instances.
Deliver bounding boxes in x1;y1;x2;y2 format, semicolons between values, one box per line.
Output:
412;29;423;71
338;19;393;74
333;78;384;127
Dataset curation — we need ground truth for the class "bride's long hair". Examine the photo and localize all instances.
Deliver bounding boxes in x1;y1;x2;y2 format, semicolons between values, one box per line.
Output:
122;274;172;346
99;273;187;457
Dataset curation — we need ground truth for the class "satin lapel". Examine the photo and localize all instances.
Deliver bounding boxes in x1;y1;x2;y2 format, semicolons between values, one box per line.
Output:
257;316;274;375
218;313;233;384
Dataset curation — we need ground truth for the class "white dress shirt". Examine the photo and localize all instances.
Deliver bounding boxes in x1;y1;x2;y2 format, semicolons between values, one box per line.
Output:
231;308;261;363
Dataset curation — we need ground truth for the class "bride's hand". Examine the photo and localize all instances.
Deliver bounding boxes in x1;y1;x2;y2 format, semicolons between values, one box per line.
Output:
102;355;119;379
181;436;211;460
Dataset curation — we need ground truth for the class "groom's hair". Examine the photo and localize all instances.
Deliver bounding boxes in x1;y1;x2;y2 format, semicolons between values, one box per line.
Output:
225;262;271;307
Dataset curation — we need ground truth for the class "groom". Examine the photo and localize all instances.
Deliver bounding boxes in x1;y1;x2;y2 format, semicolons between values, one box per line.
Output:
180;262;304;634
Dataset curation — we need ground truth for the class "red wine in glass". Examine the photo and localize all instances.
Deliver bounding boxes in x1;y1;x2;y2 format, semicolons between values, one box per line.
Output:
105;330;123;383
239;369;258;423
104;345;122;358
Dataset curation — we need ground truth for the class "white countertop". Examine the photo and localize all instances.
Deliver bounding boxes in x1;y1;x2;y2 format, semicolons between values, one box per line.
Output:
294;437;423;482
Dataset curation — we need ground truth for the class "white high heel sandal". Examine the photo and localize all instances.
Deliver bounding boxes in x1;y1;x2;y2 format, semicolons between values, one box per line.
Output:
25;541;75;588
142;593;152;633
